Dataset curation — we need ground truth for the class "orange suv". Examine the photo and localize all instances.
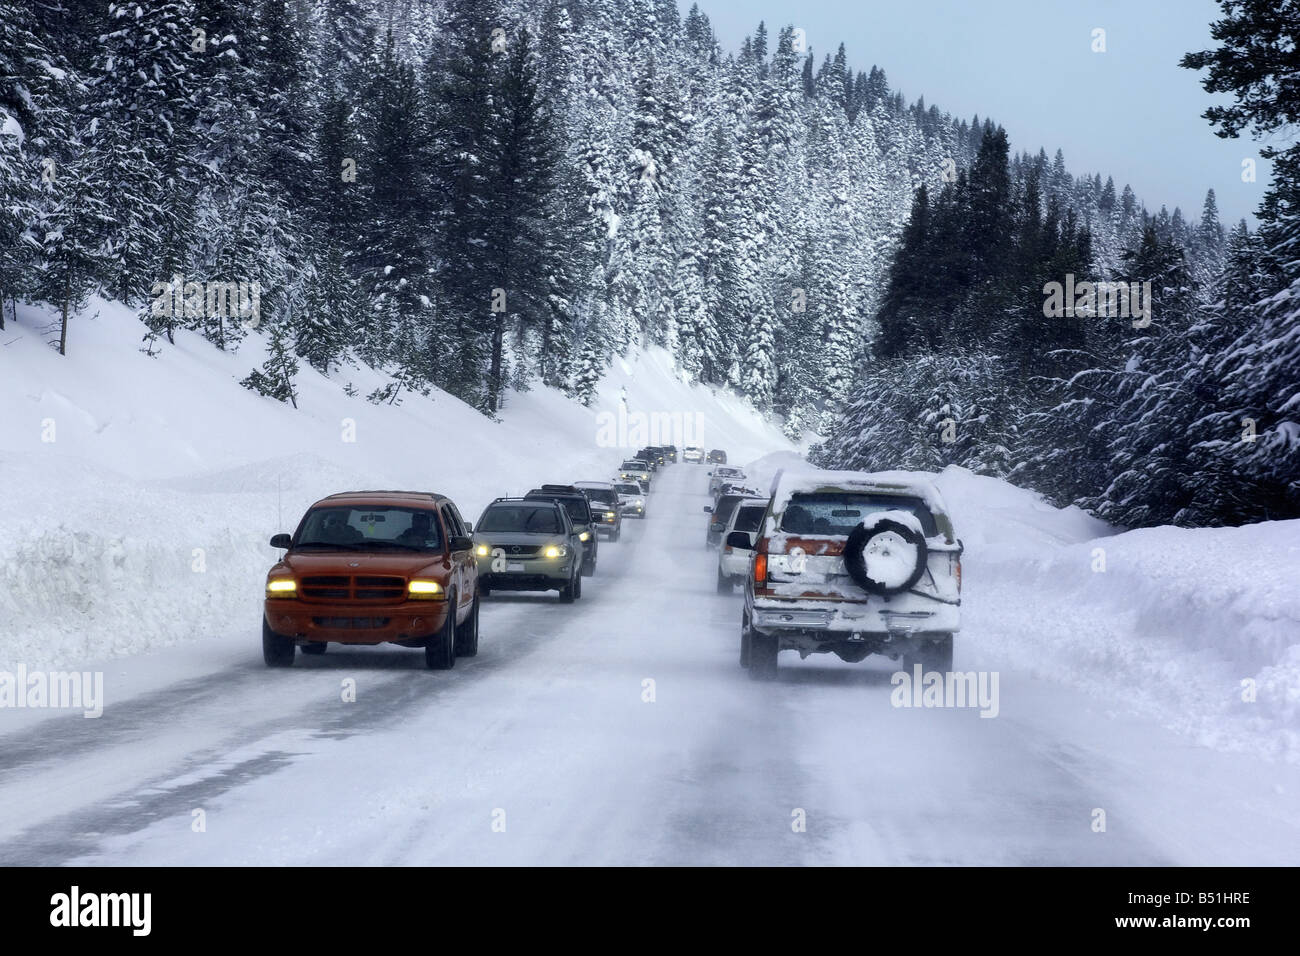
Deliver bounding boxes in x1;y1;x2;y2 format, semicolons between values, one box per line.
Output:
262;491;480;669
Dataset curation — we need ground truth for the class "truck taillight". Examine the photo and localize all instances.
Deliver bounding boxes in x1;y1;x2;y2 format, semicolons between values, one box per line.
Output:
753;537;768;584
956;558;962;592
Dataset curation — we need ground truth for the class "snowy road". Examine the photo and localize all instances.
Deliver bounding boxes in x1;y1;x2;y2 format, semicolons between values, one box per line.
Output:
1;463;1297;865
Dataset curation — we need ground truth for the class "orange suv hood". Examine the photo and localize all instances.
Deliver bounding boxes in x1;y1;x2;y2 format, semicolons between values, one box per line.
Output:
281;551;446;577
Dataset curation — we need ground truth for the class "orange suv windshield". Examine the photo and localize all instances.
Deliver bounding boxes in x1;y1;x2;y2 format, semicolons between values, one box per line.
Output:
295;506;443;552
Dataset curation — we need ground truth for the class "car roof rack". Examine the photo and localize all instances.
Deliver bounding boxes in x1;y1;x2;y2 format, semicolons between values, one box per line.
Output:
323;490;445;501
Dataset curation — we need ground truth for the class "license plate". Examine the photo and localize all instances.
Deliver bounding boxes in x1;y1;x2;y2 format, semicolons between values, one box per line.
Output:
507;562;525;572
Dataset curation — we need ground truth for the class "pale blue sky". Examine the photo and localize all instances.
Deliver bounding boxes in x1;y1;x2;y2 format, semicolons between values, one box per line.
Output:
686;0;1272;225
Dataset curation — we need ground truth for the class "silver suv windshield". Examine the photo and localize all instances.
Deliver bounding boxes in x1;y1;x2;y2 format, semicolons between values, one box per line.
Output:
478;504;563;534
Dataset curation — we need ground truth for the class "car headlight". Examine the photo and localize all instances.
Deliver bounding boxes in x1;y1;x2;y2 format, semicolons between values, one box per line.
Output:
579;531;590;541
544;545;568;558
408;579;446;599
605;511;616;519
266;577;297;598
475;544;490;557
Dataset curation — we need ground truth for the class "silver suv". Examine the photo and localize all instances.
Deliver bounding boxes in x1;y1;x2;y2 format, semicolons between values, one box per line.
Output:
619;459;652;490
473;498;585;602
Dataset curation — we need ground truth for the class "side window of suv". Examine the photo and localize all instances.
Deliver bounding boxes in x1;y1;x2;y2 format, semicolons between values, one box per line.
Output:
443;503;466;538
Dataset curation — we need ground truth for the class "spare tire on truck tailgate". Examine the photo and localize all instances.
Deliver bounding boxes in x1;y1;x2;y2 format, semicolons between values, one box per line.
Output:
843;515;927;596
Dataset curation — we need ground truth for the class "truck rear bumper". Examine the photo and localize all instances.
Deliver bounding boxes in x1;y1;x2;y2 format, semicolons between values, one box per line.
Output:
750;598;959;635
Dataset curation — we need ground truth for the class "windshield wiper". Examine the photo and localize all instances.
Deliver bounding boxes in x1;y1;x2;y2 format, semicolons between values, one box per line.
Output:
294;541;367;551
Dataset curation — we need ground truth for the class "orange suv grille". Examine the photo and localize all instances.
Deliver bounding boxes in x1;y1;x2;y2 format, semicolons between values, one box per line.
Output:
301;575;406;602
311;616;392;629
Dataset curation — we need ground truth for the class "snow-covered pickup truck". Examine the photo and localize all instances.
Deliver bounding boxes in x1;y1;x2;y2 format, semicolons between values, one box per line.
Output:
733;468;962;680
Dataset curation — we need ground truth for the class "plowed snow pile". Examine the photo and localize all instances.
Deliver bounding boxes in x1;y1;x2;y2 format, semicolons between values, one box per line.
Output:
938;467;1299;763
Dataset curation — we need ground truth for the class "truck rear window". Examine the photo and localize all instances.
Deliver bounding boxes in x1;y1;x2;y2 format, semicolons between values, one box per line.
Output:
779;494;937;537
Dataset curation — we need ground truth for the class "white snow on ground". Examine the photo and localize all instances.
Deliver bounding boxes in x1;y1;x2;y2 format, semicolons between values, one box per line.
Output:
0;298;787;670
0;298;1298;867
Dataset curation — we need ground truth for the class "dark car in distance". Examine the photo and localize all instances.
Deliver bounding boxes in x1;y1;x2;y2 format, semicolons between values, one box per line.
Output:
525;485;599;575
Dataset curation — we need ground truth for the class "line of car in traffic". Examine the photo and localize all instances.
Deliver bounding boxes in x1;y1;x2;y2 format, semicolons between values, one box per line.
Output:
259;451;680;669
259;444;964;684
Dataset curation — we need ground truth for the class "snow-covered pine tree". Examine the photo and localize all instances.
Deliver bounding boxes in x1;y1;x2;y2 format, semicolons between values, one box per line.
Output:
240;319;300;407
86;0;198;305
359;32;435;380
1176;2;1300;522
483;25;562;410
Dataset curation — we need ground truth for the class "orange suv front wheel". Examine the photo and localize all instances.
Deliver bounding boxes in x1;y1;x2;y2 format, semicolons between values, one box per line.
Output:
263;620;296;667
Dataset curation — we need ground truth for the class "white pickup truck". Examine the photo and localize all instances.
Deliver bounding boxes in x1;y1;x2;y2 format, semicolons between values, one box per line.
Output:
732;468;962;680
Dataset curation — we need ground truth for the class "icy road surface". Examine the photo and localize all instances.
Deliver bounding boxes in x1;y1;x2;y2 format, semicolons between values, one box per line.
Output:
1;463;1297;866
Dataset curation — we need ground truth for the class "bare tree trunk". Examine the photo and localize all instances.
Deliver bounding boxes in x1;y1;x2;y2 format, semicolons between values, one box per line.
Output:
488;312;505;413
59;273;70;355
281;355;298;409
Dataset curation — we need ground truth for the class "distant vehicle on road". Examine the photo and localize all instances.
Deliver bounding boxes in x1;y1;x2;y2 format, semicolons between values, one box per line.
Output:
716;497;769;593
708;465;745;495
619;459;652;490
262;490;480;669
702;491;752;549
613;481;647;518
525;485;599;575
638;446;666;468
707;448;728;464
574;481;624;541
683;446;705;463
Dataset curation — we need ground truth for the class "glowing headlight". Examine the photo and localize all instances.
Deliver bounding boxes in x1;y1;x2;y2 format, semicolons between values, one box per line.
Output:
544;545;568;558
475;544;490;557
266;577;297;598
579;531;590;541
408;579;445;599
605;511;616;519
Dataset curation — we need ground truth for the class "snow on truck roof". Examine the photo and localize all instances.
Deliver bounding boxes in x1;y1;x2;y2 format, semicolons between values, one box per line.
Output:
767;466;950;516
